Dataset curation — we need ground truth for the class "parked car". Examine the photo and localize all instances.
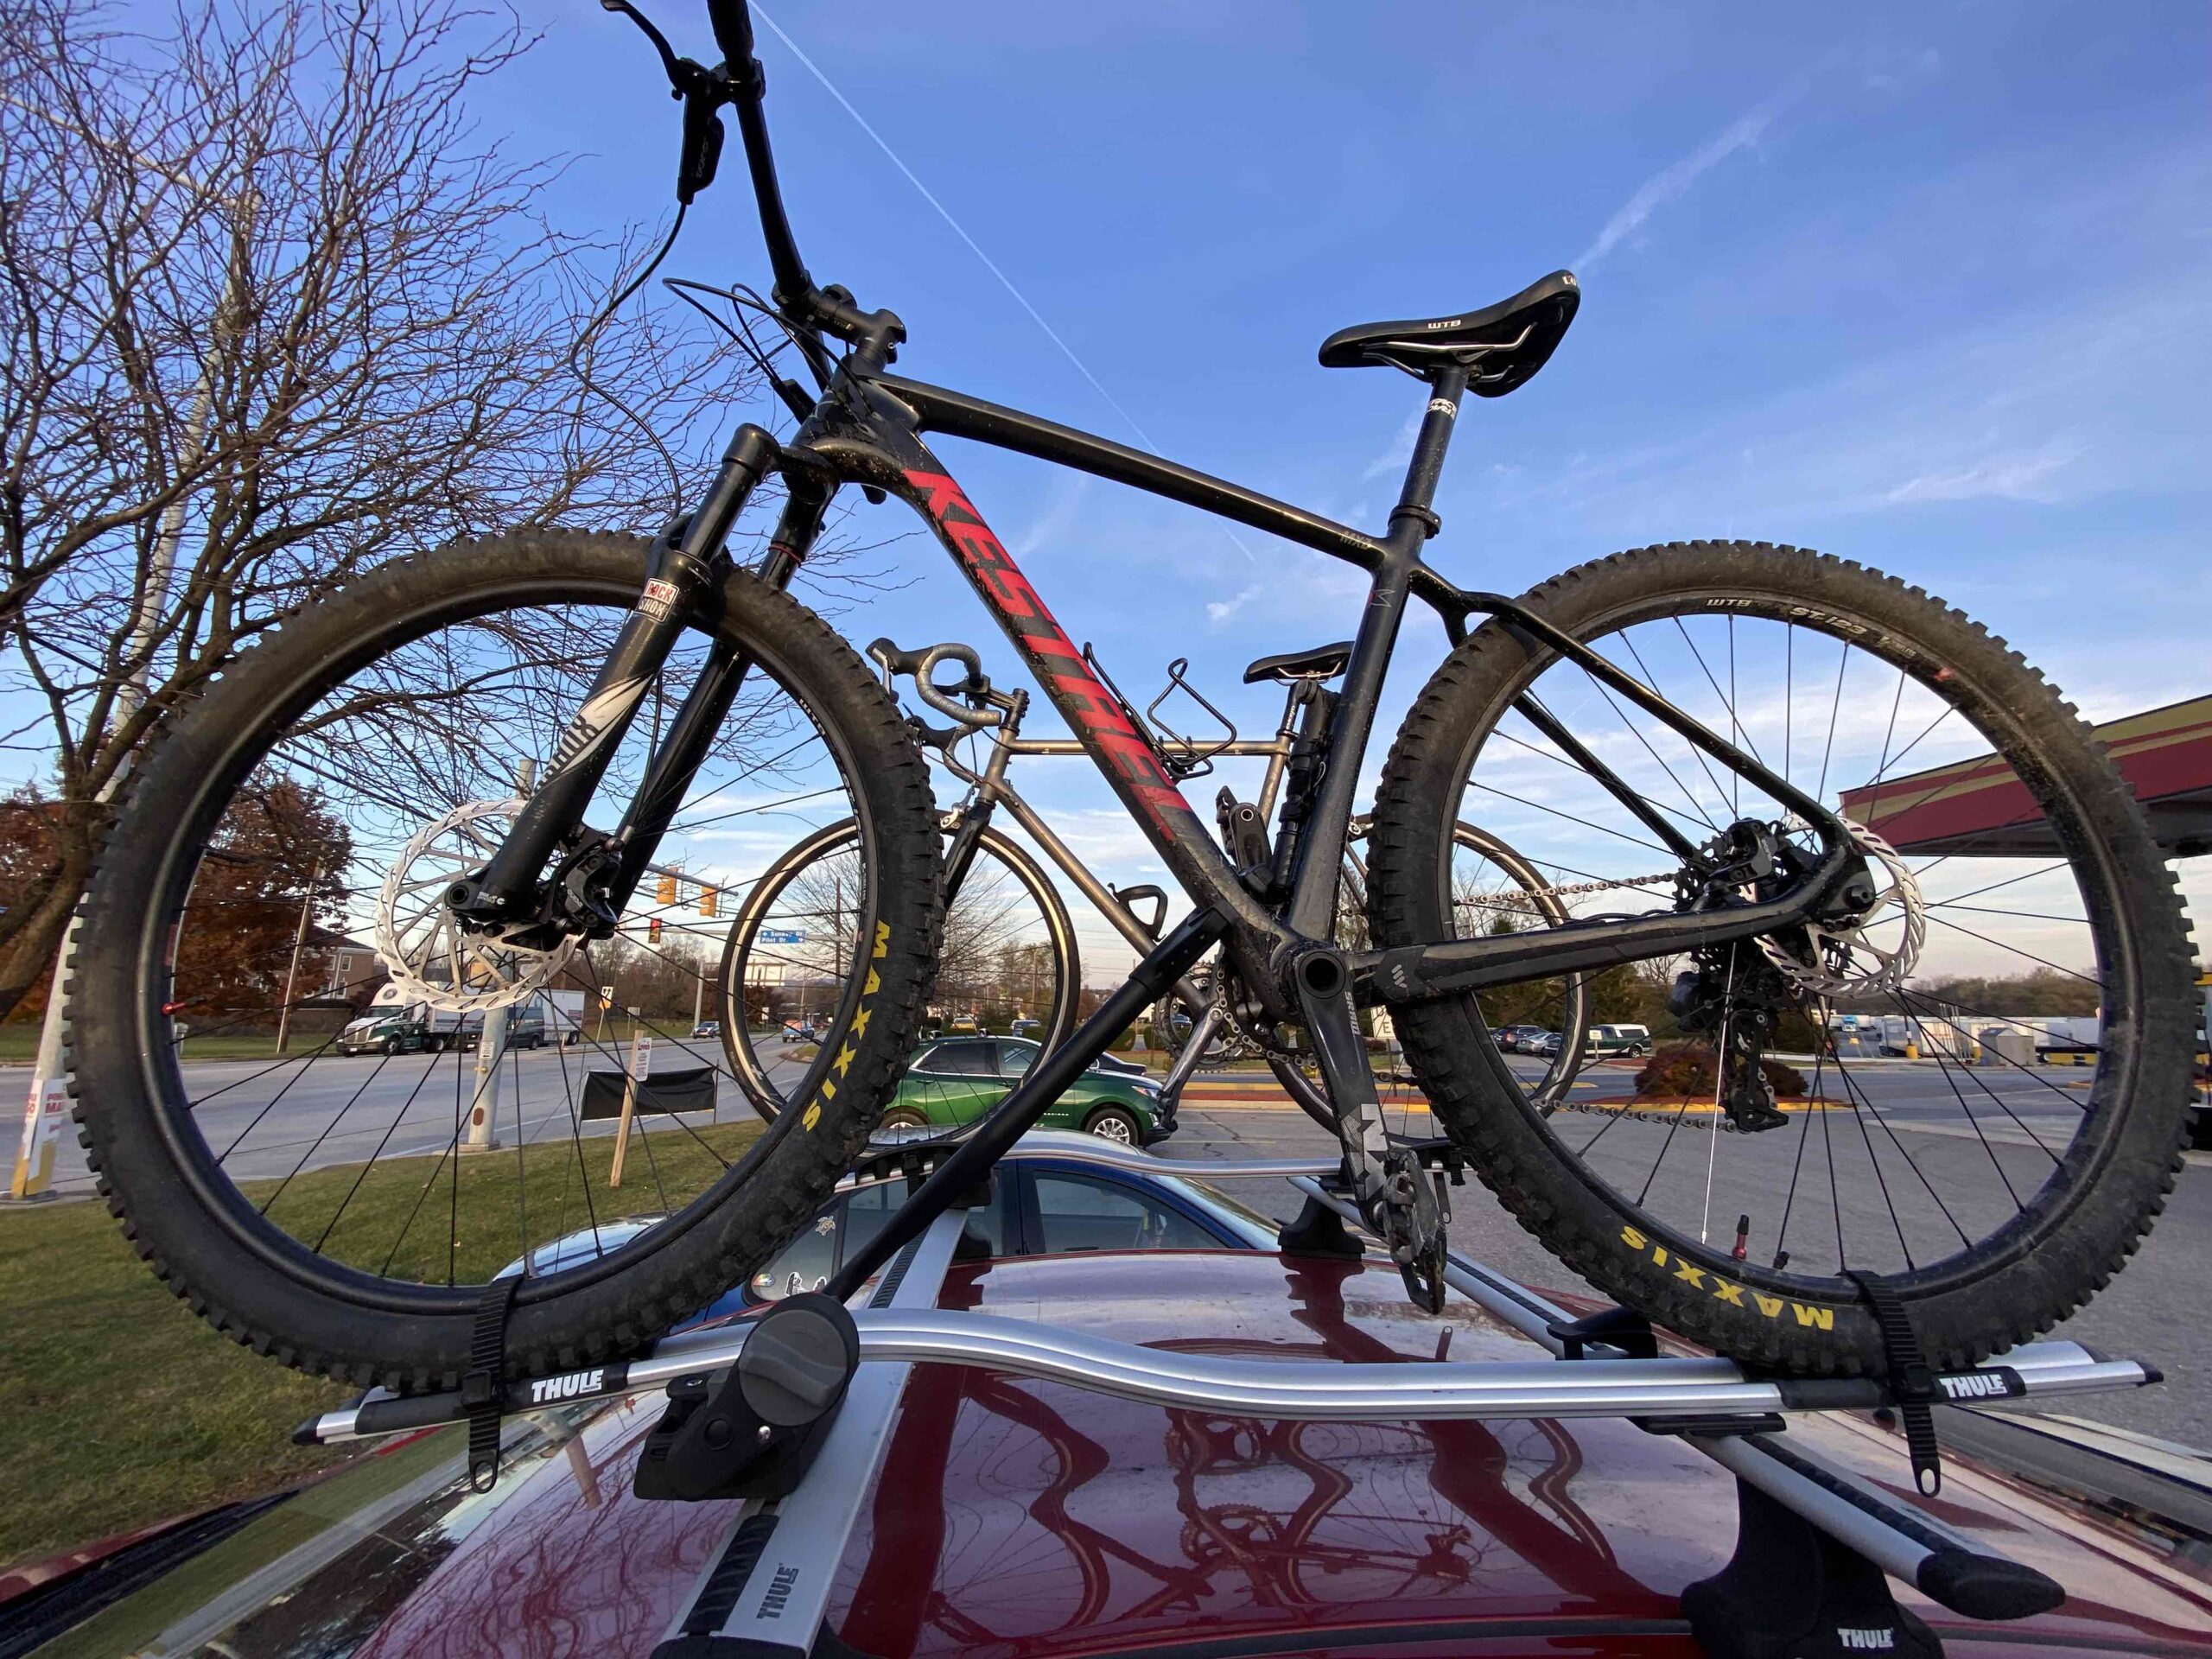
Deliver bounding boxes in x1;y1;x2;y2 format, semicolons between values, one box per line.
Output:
947;1013;981;1035
886;1036;1174;1144
1585;1023;1652;1058
493;1131;1272;1314
1495;1024;1550;1053
21;1162;2208;1658
1009;1016;1041;1039
1528;1028;1565;1058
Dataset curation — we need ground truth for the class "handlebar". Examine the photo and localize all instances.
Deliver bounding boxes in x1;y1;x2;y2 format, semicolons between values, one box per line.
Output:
705;0;754;62
867;639;1000;729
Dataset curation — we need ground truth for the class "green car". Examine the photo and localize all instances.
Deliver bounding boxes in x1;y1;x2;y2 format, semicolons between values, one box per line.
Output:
882;1036;1174;1145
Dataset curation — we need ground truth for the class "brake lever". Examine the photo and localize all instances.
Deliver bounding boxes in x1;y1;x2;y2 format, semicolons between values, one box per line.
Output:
600;0;731;203
599;0;693;92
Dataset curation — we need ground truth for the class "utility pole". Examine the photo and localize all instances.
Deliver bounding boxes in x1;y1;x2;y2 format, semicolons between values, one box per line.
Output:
464;760;535;1154
271;860;323;1056
10;124;255;1200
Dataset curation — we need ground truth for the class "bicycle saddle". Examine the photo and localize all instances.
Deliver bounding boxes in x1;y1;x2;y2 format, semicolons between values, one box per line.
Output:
1318;270;1579;395
1243;641;1352;683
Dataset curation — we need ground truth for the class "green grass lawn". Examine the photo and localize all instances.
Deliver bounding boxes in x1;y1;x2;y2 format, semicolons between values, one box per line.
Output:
0;1117;761;1570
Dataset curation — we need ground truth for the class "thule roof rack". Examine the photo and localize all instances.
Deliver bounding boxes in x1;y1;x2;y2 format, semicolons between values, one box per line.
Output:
296;1131;2160;1658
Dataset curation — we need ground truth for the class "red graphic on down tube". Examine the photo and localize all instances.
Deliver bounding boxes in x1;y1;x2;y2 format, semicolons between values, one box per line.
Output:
905;468;1194;836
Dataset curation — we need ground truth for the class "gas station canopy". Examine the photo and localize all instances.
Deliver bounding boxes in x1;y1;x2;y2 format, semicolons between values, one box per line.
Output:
1839;693;2212;859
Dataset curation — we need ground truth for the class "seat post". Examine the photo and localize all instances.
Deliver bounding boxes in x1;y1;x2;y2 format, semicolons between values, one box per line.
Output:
1392;363;1471;536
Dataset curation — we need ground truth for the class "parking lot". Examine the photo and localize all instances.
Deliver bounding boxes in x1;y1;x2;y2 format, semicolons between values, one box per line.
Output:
24;1040;2209;1449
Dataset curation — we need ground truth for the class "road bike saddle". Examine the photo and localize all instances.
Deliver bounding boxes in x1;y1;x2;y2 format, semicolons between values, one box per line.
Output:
1319;270;1579;393
1243;641;1352;683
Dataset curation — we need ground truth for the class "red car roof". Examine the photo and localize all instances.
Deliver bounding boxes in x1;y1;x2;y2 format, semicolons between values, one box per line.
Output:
329;1250;2211;1659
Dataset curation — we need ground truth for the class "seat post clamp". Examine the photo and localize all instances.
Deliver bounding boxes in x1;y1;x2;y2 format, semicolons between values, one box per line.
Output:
1846;1268;1942;1495
463;1274;523;1493
1389;504;1441;539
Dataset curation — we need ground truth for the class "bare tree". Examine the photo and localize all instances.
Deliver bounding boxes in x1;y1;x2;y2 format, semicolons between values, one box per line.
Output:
0;0;768;1019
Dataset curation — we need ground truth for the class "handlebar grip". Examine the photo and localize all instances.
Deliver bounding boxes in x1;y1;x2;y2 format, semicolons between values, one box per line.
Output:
706;0;755;65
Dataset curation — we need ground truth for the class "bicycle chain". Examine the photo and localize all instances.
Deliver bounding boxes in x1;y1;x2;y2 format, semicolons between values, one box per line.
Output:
1454;869;1684;910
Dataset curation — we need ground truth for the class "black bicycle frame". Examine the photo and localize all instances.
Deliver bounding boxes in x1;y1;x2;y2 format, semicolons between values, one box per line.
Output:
465;353;1855;1027
466;0;1863;1024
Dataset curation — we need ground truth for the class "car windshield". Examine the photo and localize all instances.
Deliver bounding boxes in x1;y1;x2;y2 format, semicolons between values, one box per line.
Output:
1149;1174;1285;1248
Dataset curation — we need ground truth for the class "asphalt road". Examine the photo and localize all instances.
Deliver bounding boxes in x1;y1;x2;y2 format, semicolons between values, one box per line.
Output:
21;1039;2209;1447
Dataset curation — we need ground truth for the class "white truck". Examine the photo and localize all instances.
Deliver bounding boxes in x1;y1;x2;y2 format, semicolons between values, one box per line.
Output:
340;984;564;1054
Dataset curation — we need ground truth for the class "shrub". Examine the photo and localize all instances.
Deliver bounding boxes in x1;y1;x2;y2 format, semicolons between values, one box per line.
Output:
1633;1042;1808;1100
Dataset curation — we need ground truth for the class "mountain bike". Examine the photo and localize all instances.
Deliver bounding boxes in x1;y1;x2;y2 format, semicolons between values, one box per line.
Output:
66;0;2198;1392
717;635;1592;1131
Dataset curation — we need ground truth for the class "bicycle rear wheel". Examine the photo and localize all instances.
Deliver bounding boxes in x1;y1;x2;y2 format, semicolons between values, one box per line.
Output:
721;820;1078;1119
66;531;942;1389
1369;541;2196;1373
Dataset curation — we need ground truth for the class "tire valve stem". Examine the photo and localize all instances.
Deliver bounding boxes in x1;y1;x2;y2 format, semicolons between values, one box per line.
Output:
1732;1214;1751;1263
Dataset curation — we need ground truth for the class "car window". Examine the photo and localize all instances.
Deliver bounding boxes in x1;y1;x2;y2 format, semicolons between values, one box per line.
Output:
996;1040;1037;1078
925;1040;995;1076
1031;1173;1220;1254
750;1197;843;1300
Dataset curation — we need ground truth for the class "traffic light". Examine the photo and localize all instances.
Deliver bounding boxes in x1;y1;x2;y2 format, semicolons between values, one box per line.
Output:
700;885;719;919
647;916;663;944
657;872;677;906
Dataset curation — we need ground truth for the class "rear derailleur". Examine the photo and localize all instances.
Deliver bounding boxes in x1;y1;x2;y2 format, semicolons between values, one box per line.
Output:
1669;819;1859;1135
1671;943;1796;1133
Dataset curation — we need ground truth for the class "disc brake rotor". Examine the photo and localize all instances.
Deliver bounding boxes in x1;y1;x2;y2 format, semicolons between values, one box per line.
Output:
374;800;581;1013
1757;817;1925;997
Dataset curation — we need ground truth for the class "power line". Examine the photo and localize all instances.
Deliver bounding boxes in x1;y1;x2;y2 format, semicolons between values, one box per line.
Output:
750;6;1256;566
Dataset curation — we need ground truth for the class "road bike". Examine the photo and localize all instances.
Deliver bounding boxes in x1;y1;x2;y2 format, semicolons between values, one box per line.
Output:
717;636;1593;1130
66;0;2199;1393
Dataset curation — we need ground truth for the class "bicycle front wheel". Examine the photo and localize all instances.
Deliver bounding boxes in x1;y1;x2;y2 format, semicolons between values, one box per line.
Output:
1369;541;2196;1373
67;531;943;1389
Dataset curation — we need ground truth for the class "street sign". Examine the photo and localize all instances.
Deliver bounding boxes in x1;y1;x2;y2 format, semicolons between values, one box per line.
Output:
759;928;807;944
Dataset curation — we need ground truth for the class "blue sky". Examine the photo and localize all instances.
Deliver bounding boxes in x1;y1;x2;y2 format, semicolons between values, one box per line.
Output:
480;0;2211;974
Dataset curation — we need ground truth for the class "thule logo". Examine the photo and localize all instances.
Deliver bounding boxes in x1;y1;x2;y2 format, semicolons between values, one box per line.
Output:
1937;1370;2012;1401
759;1564;802;1619
1838;1628;1896;1649
527;1367;604;1405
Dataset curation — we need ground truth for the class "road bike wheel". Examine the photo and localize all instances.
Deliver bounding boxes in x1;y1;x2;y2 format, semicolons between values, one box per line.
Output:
65;531;942;1389
721;820;1079;1119
1369;541;2196;1373
1266;823;1590;1135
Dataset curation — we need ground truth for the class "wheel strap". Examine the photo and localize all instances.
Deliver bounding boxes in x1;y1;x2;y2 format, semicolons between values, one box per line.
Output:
1845;1268;1942;1496
463;1274;523;1493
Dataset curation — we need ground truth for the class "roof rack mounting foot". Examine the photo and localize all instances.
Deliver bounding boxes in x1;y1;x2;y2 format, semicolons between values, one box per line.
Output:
1276;1192;1363;1259
634;1292;860;1503
1684;1476;1945;1659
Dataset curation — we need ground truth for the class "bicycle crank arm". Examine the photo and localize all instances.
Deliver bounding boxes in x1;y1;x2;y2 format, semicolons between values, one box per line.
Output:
1290;946;1449;1311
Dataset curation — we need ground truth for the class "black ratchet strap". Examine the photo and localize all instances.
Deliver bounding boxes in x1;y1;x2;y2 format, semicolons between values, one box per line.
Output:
1847;1269;1942;1496
465;1275;523;1492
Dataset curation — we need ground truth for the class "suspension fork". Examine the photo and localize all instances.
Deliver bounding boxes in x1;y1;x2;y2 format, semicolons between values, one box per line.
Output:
453;425;794;925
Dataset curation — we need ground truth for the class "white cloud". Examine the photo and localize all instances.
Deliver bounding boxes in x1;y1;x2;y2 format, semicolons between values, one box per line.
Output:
1884;441;2083;505
1574;82;1804;270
